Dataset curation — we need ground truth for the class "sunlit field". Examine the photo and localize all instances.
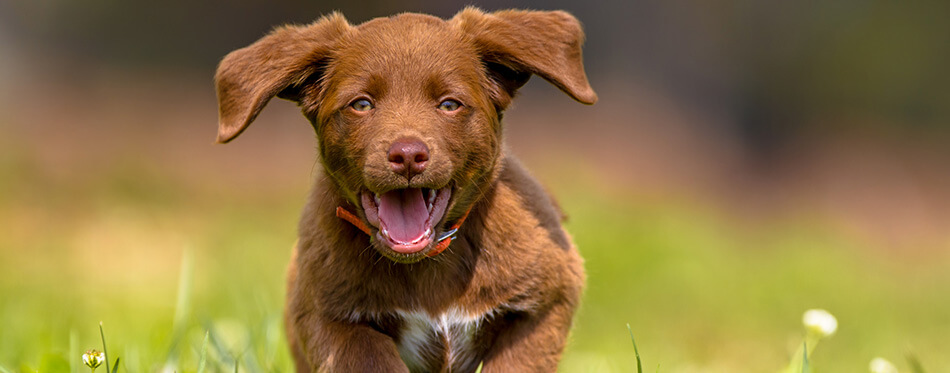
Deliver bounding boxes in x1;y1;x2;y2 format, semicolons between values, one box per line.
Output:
1;128;948;371
2;2;949;370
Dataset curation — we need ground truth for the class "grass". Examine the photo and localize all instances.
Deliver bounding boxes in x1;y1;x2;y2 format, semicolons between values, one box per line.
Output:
1;145;948;372
99;323;119;373
628;324;666;373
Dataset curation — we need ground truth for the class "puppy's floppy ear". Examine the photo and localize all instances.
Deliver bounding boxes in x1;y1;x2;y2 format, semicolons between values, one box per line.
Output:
451;8;597;109
214;13;350;143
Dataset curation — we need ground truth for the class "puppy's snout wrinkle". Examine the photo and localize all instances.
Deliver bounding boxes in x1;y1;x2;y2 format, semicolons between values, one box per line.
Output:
388;137;429;181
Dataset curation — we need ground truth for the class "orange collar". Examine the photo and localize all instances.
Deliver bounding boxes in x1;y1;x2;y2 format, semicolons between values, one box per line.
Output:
335;206;471;257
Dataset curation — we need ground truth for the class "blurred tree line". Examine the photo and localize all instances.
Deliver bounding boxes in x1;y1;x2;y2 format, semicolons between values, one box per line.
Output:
2;0;948;157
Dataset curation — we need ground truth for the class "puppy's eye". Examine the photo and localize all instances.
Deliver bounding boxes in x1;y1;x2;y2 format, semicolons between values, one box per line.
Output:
437;99;461;112
350;99;374;112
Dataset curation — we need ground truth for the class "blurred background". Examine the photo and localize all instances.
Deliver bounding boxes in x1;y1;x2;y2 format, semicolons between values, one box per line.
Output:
1;0;949;372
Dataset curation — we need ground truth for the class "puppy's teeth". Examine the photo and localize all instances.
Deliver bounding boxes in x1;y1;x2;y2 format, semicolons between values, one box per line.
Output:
374;194;380;205
412;229;431;244
381;227;388;238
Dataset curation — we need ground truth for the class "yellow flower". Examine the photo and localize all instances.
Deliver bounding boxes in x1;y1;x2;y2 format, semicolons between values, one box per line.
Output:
802;309;837;338
83;349;105;369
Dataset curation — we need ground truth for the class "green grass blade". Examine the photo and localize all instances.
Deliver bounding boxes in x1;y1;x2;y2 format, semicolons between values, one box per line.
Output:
0;363;13;373
164;249;195;368
70;329;79;373
801;341;809;373
205;323;237;368
110;357;120;373
907;354;926;373
173;250;194;330
627;323;643;373
197;331;210;373
99;322;111;373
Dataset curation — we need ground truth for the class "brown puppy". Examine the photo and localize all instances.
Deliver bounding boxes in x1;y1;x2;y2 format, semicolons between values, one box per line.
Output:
215;7;596;372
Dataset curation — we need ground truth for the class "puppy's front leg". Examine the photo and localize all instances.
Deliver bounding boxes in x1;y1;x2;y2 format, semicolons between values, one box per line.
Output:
295;316;408;373
481;300;577;372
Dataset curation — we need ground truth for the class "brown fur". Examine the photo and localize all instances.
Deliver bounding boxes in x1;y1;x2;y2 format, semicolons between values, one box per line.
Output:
215;7;596;372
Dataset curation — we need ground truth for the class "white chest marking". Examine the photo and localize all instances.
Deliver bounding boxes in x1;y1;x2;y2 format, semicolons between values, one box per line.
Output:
395;307;488;370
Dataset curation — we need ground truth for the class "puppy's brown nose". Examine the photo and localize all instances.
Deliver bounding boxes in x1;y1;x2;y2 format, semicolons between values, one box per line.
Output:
388;137;429;180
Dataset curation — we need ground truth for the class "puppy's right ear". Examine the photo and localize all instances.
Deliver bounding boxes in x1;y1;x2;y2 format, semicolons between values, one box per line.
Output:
214;13;350;143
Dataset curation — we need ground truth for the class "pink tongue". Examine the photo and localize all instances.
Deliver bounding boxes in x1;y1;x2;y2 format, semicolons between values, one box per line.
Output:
378;189;429;243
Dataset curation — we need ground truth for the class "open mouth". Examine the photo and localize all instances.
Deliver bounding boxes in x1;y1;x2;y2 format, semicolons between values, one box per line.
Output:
361;187;452;254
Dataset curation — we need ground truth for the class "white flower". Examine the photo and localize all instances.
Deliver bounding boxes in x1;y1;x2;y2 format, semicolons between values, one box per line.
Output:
82;349;105;369
802;309;837;337
869;357;899;373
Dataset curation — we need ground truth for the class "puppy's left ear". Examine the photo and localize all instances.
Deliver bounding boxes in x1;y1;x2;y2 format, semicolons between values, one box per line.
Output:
214;13;350;143
452;8;597;109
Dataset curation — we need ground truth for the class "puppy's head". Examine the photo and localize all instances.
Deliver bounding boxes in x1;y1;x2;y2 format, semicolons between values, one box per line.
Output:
215;8;596;263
